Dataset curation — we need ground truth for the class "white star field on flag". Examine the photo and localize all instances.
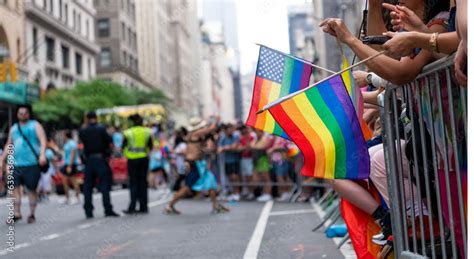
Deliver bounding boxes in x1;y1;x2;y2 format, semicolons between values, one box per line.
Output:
256;46;285;83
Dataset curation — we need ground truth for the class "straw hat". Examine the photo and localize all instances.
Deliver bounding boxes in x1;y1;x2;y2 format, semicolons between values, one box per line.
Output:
188;117;207;132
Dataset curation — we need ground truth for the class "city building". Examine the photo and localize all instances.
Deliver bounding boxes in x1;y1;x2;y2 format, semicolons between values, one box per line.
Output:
94;0;151;90
288;4;317;65
312;0;364;77
200;21;234;122
24;0;99;89
135;0;173;92
201;0;242;120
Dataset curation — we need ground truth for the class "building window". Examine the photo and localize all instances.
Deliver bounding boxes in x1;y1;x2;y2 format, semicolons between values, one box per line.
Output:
49;0;53;14
129;56;133;69
43;0;47;10
78;14;82;33
73;10;76;30
61;45;69;69
100;47;111;67
121;22;126;41
75;52;82;75
98;19;110;37
65;4;68;25
16;38;20;63
128;28;132;46
86;19;90;39
45;36;55;62
59;0;62;19
122;51;127;66
33;27;38;57
88;58;91;78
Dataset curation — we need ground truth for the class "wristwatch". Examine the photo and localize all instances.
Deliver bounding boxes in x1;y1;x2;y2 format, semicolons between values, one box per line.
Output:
366;73;373;85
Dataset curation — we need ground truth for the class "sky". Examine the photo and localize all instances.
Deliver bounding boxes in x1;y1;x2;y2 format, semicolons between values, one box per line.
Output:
236;0;310;74
198;0;310;75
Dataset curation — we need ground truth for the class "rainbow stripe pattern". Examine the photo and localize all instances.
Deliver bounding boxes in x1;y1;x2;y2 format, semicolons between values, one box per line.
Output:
246;46;313;139
268;75;370;179
342;56;372;140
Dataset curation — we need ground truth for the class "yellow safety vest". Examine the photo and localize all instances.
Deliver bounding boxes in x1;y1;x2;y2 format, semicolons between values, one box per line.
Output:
123;126;152;159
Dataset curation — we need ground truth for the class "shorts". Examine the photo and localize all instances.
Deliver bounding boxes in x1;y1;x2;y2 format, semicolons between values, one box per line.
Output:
185;161;200;188
13;165;41;191
240;158;253;177
255;156;270;173
273;161;290;177
150;166;165;173
61;164;79;176
224;162;240;176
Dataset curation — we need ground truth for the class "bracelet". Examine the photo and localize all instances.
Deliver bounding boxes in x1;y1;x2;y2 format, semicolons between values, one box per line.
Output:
429;32;440;53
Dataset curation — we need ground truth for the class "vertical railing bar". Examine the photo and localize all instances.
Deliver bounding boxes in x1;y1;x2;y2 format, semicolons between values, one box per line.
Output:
445;67;467;257
413;79;436;258
403;88;418;253
459;87;467;135
424;75;447;259
434;71;458;259
393;87;413;252
383;88;406;255
405;85;427;256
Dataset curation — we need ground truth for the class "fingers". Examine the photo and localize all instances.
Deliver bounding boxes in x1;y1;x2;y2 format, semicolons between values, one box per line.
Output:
395;5;415;16
383;31;396;38
382;3;397;11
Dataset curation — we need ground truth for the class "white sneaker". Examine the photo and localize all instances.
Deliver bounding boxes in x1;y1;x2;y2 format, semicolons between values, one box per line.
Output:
278;192;291;202
256;194;272;202
70;197;80;205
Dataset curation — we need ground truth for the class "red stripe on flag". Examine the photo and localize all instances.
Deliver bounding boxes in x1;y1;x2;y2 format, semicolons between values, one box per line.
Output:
269;104;316;177
246;76;264;127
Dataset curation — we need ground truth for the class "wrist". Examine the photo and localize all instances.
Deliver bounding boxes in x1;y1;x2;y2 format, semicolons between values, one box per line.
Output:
345;36;359;47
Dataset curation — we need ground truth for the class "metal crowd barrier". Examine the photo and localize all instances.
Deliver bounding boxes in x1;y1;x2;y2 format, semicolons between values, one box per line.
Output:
381;54;467;258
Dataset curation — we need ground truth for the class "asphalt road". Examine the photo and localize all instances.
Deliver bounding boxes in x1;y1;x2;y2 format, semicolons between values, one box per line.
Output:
0;188;349;259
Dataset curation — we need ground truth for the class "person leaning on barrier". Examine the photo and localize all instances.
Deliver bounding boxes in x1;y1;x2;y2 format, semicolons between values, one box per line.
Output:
79;111;119;219
381;2;461;60
122;114;153;215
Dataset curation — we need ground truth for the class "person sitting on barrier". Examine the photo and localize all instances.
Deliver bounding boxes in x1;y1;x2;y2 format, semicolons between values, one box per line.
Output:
382;1;460;60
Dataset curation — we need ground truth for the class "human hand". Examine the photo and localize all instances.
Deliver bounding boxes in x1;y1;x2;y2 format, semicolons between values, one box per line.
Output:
353;71;369;87
363;108;380;131
66;165;72;174
39;154;47;166
319;18;357;45
383;3;428;32
454;41;467;87
382;31;417;59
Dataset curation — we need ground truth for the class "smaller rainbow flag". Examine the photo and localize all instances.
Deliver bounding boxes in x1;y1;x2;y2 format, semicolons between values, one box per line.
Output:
268;75;369;179
341;57;372;140
246;45;313;139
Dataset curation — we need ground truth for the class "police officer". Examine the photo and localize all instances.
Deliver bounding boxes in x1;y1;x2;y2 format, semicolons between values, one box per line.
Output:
79;112;119;219
122;114;153;214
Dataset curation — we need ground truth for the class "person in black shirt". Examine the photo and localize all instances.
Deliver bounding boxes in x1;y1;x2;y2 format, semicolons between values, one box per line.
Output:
78;112;119;219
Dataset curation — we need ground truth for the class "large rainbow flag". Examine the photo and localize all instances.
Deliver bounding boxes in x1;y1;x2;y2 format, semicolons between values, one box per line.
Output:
268;75;370;179
246;45;313;139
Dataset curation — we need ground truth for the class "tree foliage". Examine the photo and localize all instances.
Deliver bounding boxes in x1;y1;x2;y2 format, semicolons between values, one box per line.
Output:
33;80;170;130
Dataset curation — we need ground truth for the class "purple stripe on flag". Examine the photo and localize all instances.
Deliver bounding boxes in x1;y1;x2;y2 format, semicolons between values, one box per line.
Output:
300;64;312;90
328;76;370;178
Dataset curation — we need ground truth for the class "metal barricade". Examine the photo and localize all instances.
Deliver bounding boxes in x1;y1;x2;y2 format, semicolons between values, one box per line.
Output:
381;55;467;258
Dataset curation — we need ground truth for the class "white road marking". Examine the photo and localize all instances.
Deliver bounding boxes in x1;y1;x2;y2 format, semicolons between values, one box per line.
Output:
0;192;170;257
243;200;274;259
39;233;60;241
268;209;316;217
311;202;356;259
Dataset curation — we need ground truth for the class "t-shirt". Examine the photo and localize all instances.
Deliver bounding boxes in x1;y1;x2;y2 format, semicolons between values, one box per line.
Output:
11;120;40;167
63;139;80;166
149;150;163;170
175;142;187;175
219;134;240;163
112;132;123;149
239;134;254;158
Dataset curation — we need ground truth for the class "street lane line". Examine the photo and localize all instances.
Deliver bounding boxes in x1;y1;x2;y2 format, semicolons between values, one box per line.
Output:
268;209;315;217
311;202;356;259
0;243;32;256
243;200;274;259
39;233;60;241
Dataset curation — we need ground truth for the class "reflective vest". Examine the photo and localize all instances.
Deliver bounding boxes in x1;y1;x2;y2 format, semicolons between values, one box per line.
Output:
123;126;152;159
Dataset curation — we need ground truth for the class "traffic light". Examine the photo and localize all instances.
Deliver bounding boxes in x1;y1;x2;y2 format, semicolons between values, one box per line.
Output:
0;59;17;83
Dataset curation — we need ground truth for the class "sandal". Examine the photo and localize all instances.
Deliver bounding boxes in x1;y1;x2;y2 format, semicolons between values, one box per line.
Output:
164;206;181;215
27;215;36;224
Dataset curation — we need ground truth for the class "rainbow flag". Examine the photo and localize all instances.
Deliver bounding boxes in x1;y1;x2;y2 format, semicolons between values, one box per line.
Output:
246;46;313;139
342;57;372;140
268;75;370;179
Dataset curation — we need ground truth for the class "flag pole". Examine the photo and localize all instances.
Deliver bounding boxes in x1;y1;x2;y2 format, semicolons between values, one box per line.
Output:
256;50;386;114
255;43;337;74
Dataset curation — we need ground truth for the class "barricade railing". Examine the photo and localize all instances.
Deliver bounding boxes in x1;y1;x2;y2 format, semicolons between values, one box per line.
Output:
380;54;467;258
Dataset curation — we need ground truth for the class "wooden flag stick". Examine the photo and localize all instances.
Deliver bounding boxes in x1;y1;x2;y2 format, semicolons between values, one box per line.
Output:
256;43;337;74
256;50;386;114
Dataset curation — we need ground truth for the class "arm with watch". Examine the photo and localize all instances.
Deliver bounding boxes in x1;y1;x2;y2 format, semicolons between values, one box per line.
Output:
353;70;389;88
